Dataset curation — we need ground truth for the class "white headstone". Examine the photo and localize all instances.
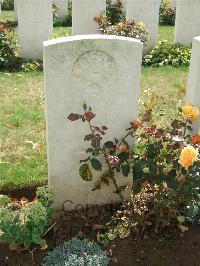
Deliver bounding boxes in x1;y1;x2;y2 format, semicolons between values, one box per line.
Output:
126;0;161;53
72;0;106;35
17;0;53;60
175;0;200;47
44;35;143;208
186;36;200;133
53;0;68;18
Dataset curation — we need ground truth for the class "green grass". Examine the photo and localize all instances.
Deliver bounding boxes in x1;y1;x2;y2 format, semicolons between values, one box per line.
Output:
158;25;174;42
0;65;188;191
0;21;189;191
51;27;72;39
0;72;47;190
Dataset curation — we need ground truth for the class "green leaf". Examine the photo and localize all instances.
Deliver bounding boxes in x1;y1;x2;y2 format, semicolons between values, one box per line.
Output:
91;158;102;171
106;233;116;241
79;163;92;181
121;164;130;177
118;152;129;162
104;141;114;149
86;148;94;153
83;102;87;111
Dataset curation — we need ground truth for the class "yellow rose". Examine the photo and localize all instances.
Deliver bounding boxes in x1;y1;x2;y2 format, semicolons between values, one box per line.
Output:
138;21;144;27
182;104;199;121
180;146;199;169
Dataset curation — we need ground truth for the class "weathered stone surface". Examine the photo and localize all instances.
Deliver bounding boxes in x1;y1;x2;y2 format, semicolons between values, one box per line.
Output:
186;36;200;133
72;0;106;35
43;35;143;208
175;0;200;47
126;0;161;53
53;0;68;18
17;0;53;60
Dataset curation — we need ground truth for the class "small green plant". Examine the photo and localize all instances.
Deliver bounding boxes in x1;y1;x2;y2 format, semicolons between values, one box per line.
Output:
21;59;43;72
159;0;176;25
42;237;110;266
143;41;191;67
0;186;55;250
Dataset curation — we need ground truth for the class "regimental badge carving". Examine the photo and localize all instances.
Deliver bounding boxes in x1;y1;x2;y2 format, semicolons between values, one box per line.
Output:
72;50;117;92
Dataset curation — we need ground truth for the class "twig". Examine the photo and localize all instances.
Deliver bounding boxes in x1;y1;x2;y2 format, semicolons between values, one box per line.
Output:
42;221;57;237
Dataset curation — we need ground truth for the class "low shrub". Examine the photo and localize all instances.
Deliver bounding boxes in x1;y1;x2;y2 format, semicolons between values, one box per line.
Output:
106;0;125;25
68;101;200;233
94;16;149;44
159;0;176;25
0;23;20;71
65;0;72;27
0;186;55;250
95;0;149;44
143;41;191;67
53;0;72;27
1;0;14;10
0;23;43;72
43;237;110;266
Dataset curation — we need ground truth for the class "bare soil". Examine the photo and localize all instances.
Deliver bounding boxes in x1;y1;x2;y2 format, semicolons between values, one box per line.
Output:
0;188;200;266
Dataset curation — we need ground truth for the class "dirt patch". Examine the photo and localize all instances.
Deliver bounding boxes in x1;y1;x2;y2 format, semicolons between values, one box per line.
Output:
0;184;46;201
0;204;200;266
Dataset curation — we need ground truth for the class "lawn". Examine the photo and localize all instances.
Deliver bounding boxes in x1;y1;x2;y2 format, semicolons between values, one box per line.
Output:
0;11;188;191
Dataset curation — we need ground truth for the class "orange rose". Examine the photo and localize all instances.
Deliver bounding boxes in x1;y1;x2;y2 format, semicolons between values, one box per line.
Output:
182;104;199;121
131;120;141;128
180;146;199;169
192;136;200;144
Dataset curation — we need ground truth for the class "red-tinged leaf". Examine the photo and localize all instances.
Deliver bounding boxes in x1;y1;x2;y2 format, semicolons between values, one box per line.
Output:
141;111;152;122
84;112;96;121
91;136;101;149
67;113;81;121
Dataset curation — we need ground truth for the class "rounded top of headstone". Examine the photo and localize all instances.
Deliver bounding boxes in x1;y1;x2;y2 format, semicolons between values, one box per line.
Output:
43;34;143;48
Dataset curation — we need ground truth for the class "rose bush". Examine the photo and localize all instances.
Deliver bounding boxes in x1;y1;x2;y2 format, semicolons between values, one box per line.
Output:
68;98;200;232
94;0;149;45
